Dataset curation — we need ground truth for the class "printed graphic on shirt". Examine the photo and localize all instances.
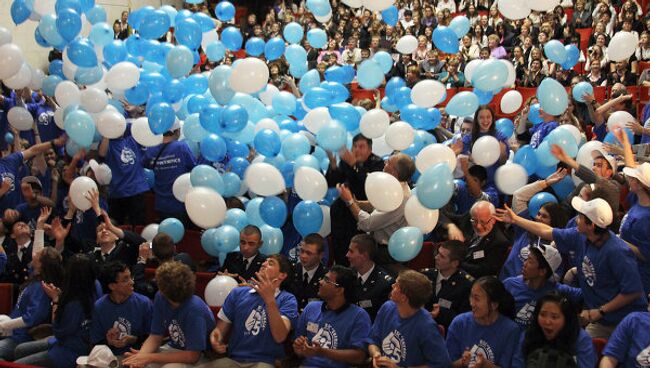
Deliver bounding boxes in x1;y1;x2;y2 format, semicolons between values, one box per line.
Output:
37;111;53;125
168;319;185;348
382;330;407;364
518;246;531;262
469;340;495;366
288;246;299;263
120;147;136;165
636;344;650;367
0;173;15;192
515;302;537;326
311;323;339;349
245;305;267;336
114;317;132;340
581;256;596;287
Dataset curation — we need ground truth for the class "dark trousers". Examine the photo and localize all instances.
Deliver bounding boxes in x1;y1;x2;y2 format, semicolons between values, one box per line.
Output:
108;193;146;225
329;198;362;266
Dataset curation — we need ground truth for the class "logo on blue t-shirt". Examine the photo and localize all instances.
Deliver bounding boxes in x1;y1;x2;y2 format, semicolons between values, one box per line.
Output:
581;256;596;287
382;330;407;364
518;246;531;262
470;340;495;366
245;306;267;336
120;147;136;165
168;319;186;348
0;173;15;192
288;246;299;263
637;345;650;367
515;302;537;326
312;323;338;349
37;111;53;125
114;317;132;339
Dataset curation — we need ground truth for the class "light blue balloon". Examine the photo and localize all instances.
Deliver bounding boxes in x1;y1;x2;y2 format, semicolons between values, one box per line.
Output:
147;102;175;134
285;44;307;65
166;45;194;78
388;227;423;262
445;91;479;117
604;128;634;147
283;22;304;44
224;208;248;230
544;40;567;65
175;18;202;50
330;103;361;131
209;65;235;104
317;120;347;152
206;41;226;62
201;134;227;162
183;113;209;142
202;226;235;256
306;0;331;16
472;59;508;92
245;197;266;227
192;12;215;32
64;110;95;147
191;164;224;194
537;78;568;116
545;127;578;158
306;28;327;48
514;145;538;175
304;87;332;109
528;103;544;124
551;175;576;200
299;69;321;94
385;77;406;99
78;0;94;13
222;172;241;197
449;16;470;38
416;163;454;209
264;37;286;61
382;97;398;113
272;92;297;116
88;22;113;46
294;154;320;172
221;26;243;51
159;218;185;243
528;192;558;218
572;81;594;103
281;133;310;161
292;200;323;237
372;51;394;74
474;89;493;105
215;1;235;21
357;59;384;89
562;44;580;70
43;75;62;97
254;129;282;157
392;86;412;109
260;225;284;255
260;196;288;228
381;6;398;26
125;82;149;105
56;8;82;41
432;26;458;54
324;65;355;84
535;141;559;167
103;40;126;66
400;104;430;129
221;105;248;133
321;81;349;104
495;118;514;138
86;4;106;24
160;5;178;27
140;9;170;40
199;104;223;134
184;74;209;95
245;37;265;57
67;38;98;67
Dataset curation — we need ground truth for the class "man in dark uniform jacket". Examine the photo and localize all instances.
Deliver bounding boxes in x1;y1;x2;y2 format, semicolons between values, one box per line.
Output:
462;201;511;279
88;213;145;274
421;240;473;329
287;233;328;312
346;234;393;321
220;225;266;282
326;134;384;266
1;221;32;285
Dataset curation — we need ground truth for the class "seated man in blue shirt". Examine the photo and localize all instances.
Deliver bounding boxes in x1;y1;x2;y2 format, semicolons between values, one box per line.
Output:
293;265;371;367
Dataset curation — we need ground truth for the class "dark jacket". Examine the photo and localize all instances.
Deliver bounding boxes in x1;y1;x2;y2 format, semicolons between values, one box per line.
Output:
287;262;328;312
462;226;511;279
88;230;145;274
325;154;384;201
221;252;266;281
354;265;393;321
422;267;474;329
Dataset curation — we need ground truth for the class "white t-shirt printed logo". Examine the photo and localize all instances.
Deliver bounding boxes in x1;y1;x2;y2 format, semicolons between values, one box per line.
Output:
120;147;136;165
37;111;53;125
636;344;650;367
0;173;15;192
518;245;531;262
469;340;495;366
114;317;132;339
581;256;597;287
382;330;407;364
515;302;537;326
312;323;338;349
245;305;267;336
168;320;186;348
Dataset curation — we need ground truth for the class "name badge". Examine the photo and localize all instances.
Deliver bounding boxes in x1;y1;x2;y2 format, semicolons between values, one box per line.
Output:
307;298;319;302
307;322;319;334
359;299;373;308
473;250;485;259
438;298;452;309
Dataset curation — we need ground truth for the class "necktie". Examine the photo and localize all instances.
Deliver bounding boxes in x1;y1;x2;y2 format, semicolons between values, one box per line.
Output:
358;276;363;285
18;247;26;262
243;258;250;270
303;272;309;286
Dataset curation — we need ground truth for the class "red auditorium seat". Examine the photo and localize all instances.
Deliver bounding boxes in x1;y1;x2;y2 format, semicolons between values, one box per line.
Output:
639;61;650;75
576;28;592;54
210;306;222;321
439;88;458;107
177;229;211;263
592;338;607;361
593;86;607;103
0;284;13;315
515;87;537;105
0;362;40;368
407;242;437;270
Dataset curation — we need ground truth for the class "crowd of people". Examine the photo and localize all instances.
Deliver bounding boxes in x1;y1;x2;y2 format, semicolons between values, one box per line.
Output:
0;0;650;367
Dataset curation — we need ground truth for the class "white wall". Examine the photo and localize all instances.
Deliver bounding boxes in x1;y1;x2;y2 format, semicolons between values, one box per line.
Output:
0;0;183;72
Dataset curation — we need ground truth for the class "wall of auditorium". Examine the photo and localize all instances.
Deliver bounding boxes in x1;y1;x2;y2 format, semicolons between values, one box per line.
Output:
0;0;183;71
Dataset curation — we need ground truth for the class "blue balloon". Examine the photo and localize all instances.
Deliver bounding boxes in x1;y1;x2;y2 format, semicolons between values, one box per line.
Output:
330;103;361;131
293;200;323;237
175;18;202;50
201;134;227;162
64;110;95;147
221;26;243;51
388;227;423;262
372;51;394;74
381;5;398;26
4;133;13;145
545;127;578;158
537;78;568;116
474;89;494;104
604;128;634;146
432;26;458;54
139;9;170;40
283;22;304;44
48;60;64;78
445;91;479;117
208;65;235;104
385;77;406;99
572;81;594;103
381;96;398;113
125;83;149;105
39;14;65;47
159;218;185;243
192;12;215;32
306;0;331;16
245;37;265;56
321;81;349;104
272;92;297;116
402;131;425;156
306;28;327;49
304;87;332;109
472;59;508;92
324;65;355;84
86;4;106;24
449;16;470;38
528;103;544;125
535;141;560;167
89;22;113;46
78;0;94;13
393;87;412;109
166;45;193;78
280;161;295;188
400;104;430;129
215;1;236;21
285;44;307;65
245;197;266;227
254;129;282;157
416;163;454;209
264;37;286;61
162;79;185;104
528;192;558;218
544;40;567;65
75;65;103;85
259;225;284;255
206;41;226;62
495;118;514;138
281;134;310;161
562;44;580;70
67;38;98;67
191;164;224;194
551;175;575;200
184;74;208;95
147;102;175;134
34;28;50;48
260;196;288;228
298;69;321;94
227;139;248;158
11;0;31;25
201;226;236;256
199;104;223;133
222;172;241;197
224;208;248;231
357;59;384;89
221;105;248;133
56;8;82;42
317;120;347;152
294;154;320;171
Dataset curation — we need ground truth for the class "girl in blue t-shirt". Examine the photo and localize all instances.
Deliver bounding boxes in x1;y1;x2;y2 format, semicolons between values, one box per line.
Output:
515;291;596;368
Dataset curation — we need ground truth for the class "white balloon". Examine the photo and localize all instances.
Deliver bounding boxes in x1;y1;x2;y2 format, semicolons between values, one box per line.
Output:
255;118;281;134
229;58;269;94
258;84;280;106
185;187;227;229
54;108;65;130
501;60;516;88
500;90;523;114
404;195;439;233
372;135;393;157
365;172;404;212
69;176;98;211
360;109;390;139
607;110;635;131
411;80;446;108
4;63;31;90
7;106;34;131
172;173;192;202
416;144;457;173
55;81;80;108
244;163;286;196
526;0;559;11
106;62;140;91
140;223;159;242
608;32;638;62
29;68;45;90
463;59;482;84
204;275;238;307
342;0;363;7
294;166;327;202
201;30;219;52
0;27;12;46
557;124;582;146
131;117;163;147
576;140;603;168
0;44;24;80
80;87;108;113
494;163;529;195
498;0;531;19
395;35;418;54
385;121;415;151
362;0;394;12
472;136;501;167
318;205;331;237
95;109;127;139
303;107;331;134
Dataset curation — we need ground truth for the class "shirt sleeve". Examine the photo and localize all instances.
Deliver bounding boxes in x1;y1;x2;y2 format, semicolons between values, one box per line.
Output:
180;303;210;351
445;315;465;361
21;286;50;328
551;227;580;255
278;293;299;328
576;330;597;368
421;319;452;367
357;206;405;233
602;314;633;362
220;288;238;323
90;302;107;345
149;293;167;336
348;309;372;350
610;246;645;294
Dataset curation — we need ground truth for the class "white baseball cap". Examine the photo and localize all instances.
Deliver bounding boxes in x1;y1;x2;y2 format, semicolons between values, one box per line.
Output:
571;197;613;228
83;159;112;186
76;345;118;367
530;243;562;276
623;162;650;188
591;148;617;173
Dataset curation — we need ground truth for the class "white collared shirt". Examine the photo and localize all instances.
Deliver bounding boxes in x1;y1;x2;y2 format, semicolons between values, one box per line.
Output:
358;264;376;285
302;264;319;283
16;240;31;262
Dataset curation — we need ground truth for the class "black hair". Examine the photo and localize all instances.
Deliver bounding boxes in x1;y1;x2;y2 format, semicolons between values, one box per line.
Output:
528;247;554;280
471;105;496;147
468;165;488;185
57;254;97;323
330;265;357;304
352;133;373;148
474;276;516;320
541;202;569;228
439;240;467;264
582;215;610;234
99;261;129;293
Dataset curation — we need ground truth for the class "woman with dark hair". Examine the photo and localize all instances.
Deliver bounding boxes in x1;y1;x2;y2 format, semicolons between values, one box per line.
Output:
513;291;596;367
446;276;520;368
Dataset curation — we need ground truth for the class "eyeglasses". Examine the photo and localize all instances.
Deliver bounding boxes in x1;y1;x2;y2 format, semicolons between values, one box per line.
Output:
470;218;493;227
321;275;340;287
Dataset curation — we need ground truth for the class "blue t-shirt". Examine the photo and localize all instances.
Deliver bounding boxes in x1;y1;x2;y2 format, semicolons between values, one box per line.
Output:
530;121;559;148
150;293;215;351
15;203;42;230
446;312;520;368
462;132;509;185
512;328;596;368
69;199;108;249
552;228;648;325
619;203;650;293
104;135;149;199
26;102;63;144
10;281;51;343
295;301;371;368
0;152;24;213
220;286;298;364
143;140;197;213
91;292;153;355
503;276;582;329
603;311;650;367
499;233;552;281
370;300;450;367
48;300;92;368
453;180;500;214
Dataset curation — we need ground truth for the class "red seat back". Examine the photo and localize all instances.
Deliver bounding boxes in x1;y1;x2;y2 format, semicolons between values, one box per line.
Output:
407;242;437;270
0;284;13;315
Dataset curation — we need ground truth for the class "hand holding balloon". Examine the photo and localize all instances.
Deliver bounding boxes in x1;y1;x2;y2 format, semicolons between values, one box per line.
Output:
336;183;353;202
